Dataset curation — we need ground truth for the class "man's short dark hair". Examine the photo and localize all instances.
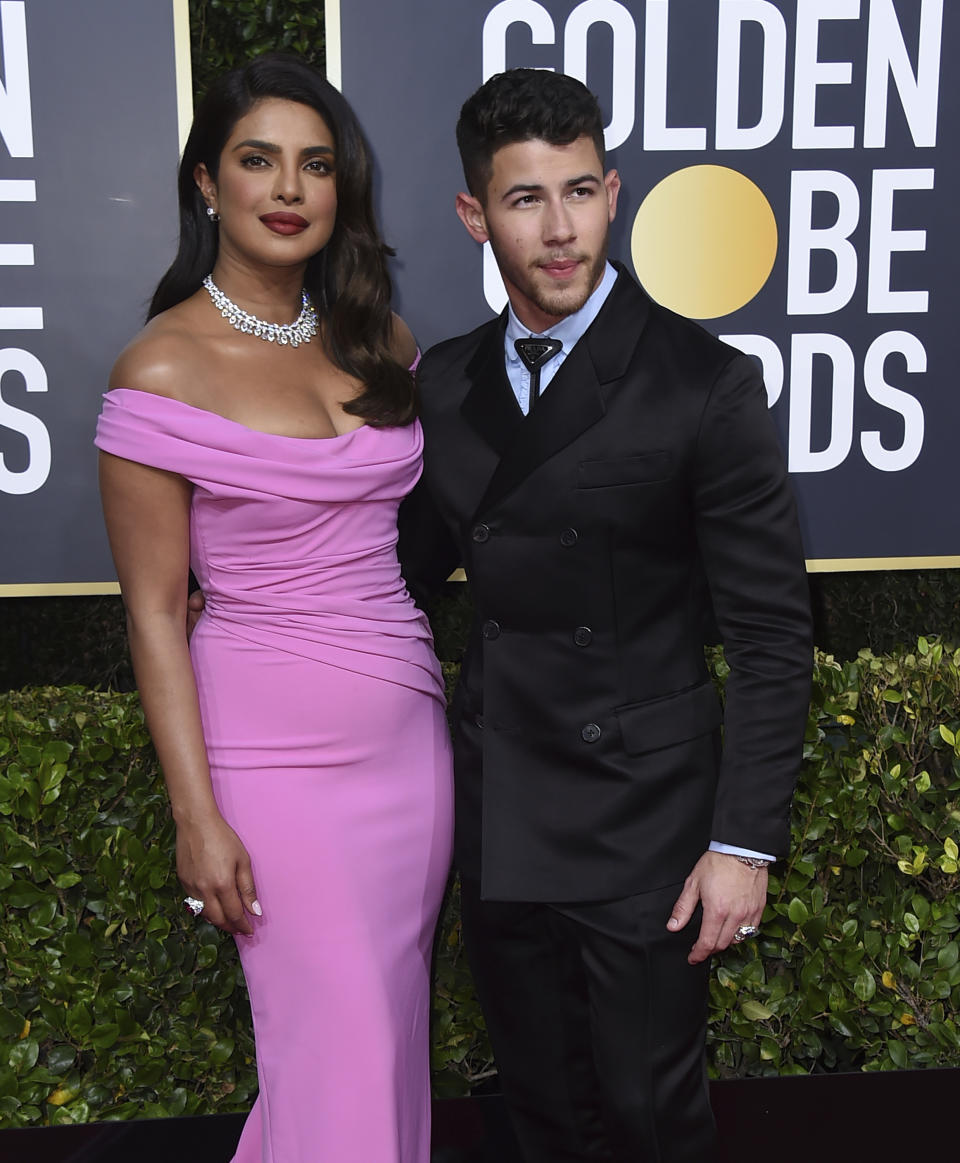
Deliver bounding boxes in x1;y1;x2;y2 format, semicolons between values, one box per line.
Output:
456;69;606;203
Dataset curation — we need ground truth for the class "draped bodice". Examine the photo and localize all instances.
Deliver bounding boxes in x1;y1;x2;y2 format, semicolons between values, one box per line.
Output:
96;388;443;701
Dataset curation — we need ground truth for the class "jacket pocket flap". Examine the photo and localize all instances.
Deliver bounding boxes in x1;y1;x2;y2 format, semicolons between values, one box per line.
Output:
616;681;722;756
577;452;673;489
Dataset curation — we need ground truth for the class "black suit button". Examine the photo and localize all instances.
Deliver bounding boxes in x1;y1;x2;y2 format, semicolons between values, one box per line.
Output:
482;620;501;640
560;528;579;547
472;523;491;543
573;626;593;647
474;714;484;729
581;723;601;743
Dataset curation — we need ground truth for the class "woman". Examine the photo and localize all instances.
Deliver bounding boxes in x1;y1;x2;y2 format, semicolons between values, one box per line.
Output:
96;55;453;1162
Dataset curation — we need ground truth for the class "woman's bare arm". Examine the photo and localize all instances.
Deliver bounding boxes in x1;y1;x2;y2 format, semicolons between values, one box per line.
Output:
99;447;259;935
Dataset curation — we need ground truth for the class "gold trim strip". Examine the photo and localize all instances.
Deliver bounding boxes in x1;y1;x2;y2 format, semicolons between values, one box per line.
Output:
324;0;341;89
0;583;121;597
447;560;960;583
3;561;956;594
173;0;193;152
806;557;960;573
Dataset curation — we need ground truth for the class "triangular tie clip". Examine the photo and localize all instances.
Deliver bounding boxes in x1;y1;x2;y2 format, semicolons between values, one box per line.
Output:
514;337;562;410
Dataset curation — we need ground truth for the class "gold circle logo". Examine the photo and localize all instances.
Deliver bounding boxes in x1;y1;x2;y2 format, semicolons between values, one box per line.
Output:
630;165;777;320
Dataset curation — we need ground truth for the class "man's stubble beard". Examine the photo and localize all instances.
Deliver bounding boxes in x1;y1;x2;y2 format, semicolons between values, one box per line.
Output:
490;228;611;325
532;246;608;320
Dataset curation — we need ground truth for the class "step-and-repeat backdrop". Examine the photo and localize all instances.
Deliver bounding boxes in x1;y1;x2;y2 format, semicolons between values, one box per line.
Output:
0;0;188;593
330;0;958;569
2;0;956;590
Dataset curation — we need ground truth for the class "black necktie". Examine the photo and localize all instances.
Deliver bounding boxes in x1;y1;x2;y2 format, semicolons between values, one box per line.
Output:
514;337;562;411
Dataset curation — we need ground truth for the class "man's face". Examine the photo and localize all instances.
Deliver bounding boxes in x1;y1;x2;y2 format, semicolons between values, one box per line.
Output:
456;135;620;333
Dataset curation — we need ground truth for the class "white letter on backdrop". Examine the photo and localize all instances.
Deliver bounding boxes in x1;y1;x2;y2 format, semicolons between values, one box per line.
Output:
483;0;556;79
787;170;860;315
643;0;707;150
0;348;50;495
861;331;925;471
716;0;787;150
564;0;636;150
864;0;943;148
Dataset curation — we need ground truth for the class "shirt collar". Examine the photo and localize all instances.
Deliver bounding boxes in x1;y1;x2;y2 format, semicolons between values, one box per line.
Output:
505;261;619;364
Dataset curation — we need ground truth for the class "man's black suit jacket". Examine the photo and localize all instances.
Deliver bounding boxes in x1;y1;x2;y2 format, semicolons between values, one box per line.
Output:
405;266;812;902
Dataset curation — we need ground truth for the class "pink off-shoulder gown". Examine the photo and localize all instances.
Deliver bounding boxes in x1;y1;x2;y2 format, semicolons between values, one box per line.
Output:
96;389;453;1163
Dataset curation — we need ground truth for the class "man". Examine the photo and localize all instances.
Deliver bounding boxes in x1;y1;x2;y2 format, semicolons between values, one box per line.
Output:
403;69;812;1162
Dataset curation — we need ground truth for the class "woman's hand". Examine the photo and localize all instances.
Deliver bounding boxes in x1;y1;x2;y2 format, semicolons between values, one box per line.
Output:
176;813;261;936
186;588;206;639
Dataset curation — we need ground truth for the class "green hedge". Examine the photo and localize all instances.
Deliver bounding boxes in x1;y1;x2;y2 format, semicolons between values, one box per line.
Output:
1;642;958;1125
0;692;256;1125
190;0;324;98
708;639;960;1076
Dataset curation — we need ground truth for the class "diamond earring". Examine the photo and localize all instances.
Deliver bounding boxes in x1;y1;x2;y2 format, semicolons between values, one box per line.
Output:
206;206;220;222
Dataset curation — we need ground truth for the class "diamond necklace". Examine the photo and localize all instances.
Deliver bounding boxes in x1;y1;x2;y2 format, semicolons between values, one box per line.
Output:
202;275;318;347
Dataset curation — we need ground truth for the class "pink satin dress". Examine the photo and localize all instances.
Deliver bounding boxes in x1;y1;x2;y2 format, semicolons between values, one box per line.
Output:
96;389;453;1163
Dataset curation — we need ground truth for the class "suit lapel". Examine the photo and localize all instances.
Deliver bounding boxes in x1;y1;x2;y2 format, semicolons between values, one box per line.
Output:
476;339;604;513
474;266;653;515
460;315;524;458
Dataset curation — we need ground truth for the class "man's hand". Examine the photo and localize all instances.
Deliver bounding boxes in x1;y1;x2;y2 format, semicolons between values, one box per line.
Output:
186;589;205;639
667;851;767;965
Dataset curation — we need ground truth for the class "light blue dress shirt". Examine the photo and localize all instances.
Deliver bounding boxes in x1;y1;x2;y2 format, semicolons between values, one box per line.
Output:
501;262;773;865
504;262;618;414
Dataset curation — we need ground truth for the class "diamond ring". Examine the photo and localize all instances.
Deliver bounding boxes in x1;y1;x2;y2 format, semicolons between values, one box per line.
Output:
183;896;205;917
732;924;759;943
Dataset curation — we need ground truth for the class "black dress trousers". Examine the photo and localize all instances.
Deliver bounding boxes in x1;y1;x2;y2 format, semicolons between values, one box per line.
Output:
460;879;718;1163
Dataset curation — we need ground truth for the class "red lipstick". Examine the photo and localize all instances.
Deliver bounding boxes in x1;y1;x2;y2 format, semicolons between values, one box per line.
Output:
260;212;309;235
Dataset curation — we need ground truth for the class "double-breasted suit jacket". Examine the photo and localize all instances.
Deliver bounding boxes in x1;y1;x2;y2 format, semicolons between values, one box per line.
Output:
407;266;812;903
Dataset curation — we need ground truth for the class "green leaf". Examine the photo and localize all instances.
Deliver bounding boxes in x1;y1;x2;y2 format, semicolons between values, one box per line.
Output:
911;895;931;920
5;881;47;909
196;943;219;970
940;724;957;746
8;1039;39;1073
740;1000;774;1021
854;969;877;1002
715;967;736;990
802;915;827;945
43;741;72;764
787;898;809;925
937;942;959;969
45;1045;76;1073
17;743;42;767
89;1023;119;1050
62;933;94;969
209;1036;235;1066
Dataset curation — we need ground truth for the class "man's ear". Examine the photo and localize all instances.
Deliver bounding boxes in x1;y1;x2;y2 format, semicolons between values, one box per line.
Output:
605;169;621;224
455;192;489;244
194;163;218;213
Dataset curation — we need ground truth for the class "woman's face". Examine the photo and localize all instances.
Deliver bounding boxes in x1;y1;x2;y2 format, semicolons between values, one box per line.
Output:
196;97;338;272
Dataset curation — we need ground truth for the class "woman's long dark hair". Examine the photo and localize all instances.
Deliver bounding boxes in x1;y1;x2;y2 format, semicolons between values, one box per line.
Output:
149;53;414;427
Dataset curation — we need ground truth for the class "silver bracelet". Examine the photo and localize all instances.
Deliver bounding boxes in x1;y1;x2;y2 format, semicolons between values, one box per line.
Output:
735;855;773;870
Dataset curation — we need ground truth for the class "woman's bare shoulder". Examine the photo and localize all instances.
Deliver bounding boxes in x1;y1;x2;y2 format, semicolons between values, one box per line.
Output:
109;300;208;398
389;313;419;369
